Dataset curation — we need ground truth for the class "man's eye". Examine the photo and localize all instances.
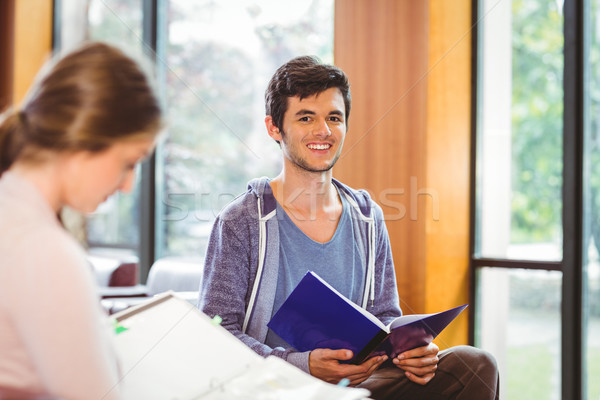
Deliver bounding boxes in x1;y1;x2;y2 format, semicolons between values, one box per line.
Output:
299;116;310;122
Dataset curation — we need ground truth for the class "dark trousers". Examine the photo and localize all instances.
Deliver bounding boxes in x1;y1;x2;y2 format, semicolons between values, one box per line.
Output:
357;345;499;400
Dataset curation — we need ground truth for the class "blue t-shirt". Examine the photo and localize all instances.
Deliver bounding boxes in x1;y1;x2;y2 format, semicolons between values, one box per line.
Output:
265;191;365;349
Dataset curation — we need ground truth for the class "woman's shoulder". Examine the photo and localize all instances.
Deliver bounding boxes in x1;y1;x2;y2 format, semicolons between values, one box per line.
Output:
2;216;87;279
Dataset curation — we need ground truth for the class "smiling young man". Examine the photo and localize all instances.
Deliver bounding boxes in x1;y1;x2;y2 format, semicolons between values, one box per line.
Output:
199;56;499;399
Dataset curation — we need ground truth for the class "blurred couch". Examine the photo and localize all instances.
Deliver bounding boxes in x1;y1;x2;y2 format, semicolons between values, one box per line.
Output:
88;254;204;315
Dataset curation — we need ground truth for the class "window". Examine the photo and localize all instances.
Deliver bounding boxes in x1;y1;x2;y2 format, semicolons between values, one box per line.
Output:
56;0;334;269
474;0;564;395
473;0;594;398
155;0;334;257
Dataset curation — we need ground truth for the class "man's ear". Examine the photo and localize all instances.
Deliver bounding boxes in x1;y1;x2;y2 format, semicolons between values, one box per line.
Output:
265;116;282;142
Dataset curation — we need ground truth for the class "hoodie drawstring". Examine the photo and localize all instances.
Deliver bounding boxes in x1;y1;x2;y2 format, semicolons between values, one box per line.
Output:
243;196;276;334
243;197;266;334
361;217;376;309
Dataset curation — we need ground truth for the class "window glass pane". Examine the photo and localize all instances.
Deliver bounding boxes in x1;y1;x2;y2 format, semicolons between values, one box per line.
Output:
86;175;141;248
475;267;562;398
156;0;334;257
88;0;143;52
584;0;600;398
476;0;563;261
85;0;144;250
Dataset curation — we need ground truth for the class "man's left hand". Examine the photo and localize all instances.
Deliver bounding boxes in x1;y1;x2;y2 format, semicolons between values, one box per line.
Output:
392;342;439;385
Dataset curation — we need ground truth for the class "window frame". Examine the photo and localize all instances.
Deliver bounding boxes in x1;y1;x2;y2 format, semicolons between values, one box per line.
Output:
138;0;159;283
469;0;585;398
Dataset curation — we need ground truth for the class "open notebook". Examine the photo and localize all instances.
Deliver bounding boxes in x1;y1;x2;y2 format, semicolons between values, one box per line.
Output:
268;271;468;364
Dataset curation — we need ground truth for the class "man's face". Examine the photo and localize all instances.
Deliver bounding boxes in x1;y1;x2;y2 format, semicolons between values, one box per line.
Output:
275;87;347;174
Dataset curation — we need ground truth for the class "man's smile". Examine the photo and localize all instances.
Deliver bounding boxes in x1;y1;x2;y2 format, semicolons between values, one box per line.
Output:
307;143;332;150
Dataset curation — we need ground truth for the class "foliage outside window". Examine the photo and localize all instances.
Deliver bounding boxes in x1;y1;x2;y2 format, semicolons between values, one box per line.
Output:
510;0;563;249
475;0;565;398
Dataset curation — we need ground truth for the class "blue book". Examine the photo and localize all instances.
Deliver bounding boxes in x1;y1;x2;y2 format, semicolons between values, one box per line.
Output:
267;271;468;364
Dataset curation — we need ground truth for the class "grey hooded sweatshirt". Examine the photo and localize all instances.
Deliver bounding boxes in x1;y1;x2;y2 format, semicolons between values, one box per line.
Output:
198;177;402;373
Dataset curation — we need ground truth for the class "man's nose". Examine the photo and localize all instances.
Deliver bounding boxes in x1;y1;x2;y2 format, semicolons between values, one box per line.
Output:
314;119;332;137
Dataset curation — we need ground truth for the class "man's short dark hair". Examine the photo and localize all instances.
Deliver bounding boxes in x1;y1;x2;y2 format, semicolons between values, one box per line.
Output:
265;56;351;132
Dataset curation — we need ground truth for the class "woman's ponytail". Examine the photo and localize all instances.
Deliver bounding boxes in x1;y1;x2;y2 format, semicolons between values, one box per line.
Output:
0;109;26;175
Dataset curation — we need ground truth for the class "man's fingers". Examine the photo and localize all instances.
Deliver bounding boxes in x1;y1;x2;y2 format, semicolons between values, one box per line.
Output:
397;342;439;360
365;355;387;373
309;349;387;386
319;348;354;361
394;354;439;368
400;362;438;377
345;368;376;386
362;354;386;366
324;355;385;386
405;371;435;385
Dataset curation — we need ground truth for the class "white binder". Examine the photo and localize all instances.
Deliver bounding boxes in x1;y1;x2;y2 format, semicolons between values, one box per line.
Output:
111;292;372;400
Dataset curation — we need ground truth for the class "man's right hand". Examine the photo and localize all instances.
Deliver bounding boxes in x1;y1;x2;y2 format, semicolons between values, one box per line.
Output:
308;348;388;386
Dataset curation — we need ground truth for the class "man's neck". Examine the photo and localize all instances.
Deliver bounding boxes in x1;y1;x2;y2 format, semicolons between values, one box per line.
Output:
270;168;340;221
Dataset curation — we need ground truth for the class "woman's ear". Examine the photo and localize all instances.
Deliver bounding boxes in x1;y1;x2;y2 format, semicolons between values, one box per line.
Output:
265;116;282;142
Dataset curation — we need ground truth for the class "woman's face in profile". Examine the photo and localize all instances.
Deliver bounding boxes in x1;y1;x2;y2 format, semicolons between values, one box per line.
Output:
59;137;156;213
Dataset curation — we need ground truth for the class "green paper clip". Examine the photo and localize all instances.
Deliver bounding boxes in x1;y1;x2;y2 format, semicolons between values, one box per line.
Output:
113;319;129;335
211;315;223;326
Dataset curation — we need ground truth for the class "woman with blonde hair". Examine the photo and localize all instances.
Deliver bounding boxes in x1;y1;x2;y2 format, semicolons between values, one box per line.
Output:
0;42;163;399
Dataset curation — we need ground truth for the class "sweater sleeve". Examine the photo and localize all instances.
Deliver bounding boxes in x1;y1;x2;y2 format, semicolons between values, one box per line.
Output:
198;211;311;373
3;227;122;399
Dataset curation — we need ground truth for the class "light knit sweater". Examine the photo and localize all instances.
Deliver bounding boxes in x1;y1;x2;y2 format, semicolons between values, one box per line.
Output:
0;172;122;399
